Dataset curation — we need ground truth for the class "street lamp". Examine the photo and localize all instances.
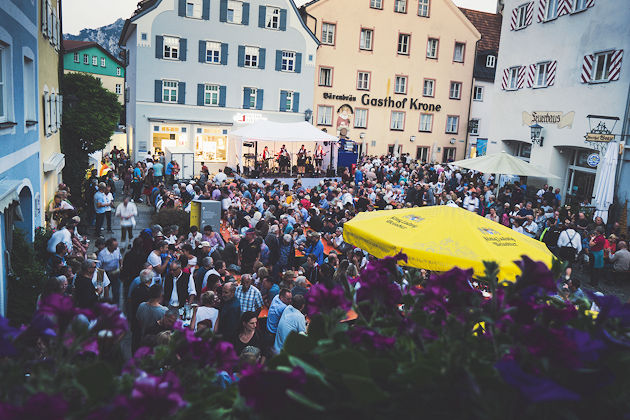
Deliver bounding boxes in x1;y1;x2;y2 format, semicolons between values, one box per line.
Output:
530;123;544;147
304;109;313;123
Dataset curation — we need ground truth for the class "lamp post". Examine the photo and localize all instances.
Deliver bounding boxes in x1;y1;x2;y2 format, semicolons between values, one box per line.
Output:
304;109;313;123
530;123;544;147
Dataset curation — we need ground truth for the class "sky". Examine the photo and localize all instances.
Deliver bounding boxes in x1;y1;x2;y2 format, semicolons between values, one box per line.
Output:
62;0;498;35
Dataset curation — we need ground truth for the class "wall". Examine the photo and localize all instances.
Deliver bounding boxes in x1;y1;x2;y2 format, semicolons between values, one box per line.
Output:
469;78;493;154
63;46;125;78
64;69;124;104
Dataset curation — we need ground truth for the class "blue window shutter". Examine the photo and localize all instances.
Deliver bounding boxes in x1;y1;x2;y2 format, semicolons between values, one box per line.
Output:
178;0;186;16
259;48;266;69
155;80;163;102
242;2;250;24
242;87;251;109
258;6;266;27
295;52;302;73
238;46;245;67
199;40;206;63
280;9;287;31
197;84;204;106
292;92;300;112
202;0;210;19
256;89;264;110
178;82;186;104
221;43;228;65
179;38;187;61
275;50;282;71
219;85;226;107
279;90;287;112
219;0;227;22
155;36;164;59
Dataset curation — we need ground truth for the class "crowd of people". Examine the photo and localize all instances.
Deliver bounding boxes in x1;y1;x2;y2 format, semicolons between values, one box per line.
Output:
42;148;629;363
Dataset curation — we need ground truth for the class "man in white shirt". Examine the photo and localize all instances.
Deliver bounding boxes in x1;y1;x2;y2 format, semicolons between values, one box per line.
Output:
47;219;76;254
463;192;480;213
557;222;582;263
521;215;539;238
274;294;307;354
163;261;196;307
147;240;170;279
213;169;227;184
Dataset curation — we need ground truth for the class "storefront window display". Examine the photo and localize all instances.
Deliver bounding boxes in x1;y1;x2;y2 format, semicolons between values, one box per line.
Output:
195;126;228;162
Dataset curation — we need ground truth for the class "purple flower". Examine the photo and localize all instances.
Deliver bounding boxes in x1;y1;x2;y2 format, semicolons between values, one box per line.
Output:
0;316;19;357
238;365;306;416
305;283;351;316
587;291;630;327
514;256;558;297
417;267;478;322
495;359;580;402
128;371;186;417
90;303;129;338
354;254;406;310
348;327;396;350
134;346;153;359
18;393;68;420
37;293;77;332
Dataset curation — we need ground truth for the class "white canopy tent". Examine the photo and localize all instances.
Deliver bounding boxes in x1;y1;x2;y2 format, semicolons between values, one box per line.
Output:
229;121;339;174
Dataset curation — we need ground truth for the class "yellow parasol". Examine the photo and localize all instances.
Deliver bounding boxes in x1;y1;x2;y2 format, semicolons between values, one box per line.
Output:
343;206;554;280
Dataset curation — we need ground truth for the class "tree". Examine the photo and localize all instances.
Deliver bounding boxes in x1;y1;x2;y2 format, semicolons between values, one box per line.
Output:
61;73;122;206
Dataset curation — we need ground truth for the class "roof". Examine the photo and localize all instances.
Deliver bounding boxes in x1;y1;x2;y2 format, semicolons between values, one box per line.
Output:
459;8;502;53
62;39;124;66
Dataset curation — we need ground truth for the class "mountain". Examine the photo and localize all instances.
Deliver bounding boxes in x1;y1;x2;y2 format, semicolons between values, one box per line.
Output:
64;18;125;59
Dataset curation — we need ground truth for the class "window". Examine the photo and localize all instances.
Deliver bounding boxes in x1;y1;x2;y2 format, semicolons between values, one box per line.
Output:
360;28;373;51
83;54;89;64
92;56;97;65
100;57;106;67
443;147;456;162
206;41;221;63
515;3;528;29
227;0;243;23
115;84;122;94
283;91;293;111
73;52;79;63
469;118;479;135
453;42;465;62
322;23;335;45
162;80;178;103
517;143;531;159
449;81;462;99
423;79;435;97
23;56;36;122
370;0;383;9
593;51;615;82
355;108;368;128
416;146;429;162
266;7;280;29
0;45;6;122
394;76;407;94
419;113;433;132
486;55;496;68
508;66;520;89
116;67;121;76
281;51;295;71
394;0;407;13
244;47;259;67
391;111;405;130
141;33;148;40
398;33;410;55
357;71;370;90
418;0;429;16
573;0;587;12
446;115;459;134
164;36;180;59
534;62;549;87
186;0;202;18
205;84;220;106
427;38;438;58
244;87;258;108
473;85;483;101
319;67;333;87
317;105;333;125
545;0;558;20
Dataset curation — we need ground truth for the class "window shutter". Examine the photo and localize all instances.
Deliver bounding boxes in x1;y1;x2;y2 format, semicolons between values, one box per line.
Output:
546;61;557;86
279;91;287;112
155;36;164;59
41;0;47;34
258;5;266;28
526;2;533;26
44;92;50;135
199;40;206;63
197;84;205;106
609;50;623;81
558;0;571;16
242;88;251;109
52;16;58;48
54;95;60;130
58;95;63;126
518;66;526;89
275;50;282;71
510;7;517;30
585;0;595;8
46;0;52;38
527;64;535;87
219;86;227;107
256;89;264;110
238;46;245;67
178;82;186;104
221;43;228;65
52;94;58;132
295;53;302;73
242;2;250;24
179;38;187;61
155;80;163;102
501;69;509;90
580;54;594;83
537;0;547;22
202;0;210;19
259;48;266;69
220;0;228;21
292;92;300;113
280;9;287;31
178;0;186;16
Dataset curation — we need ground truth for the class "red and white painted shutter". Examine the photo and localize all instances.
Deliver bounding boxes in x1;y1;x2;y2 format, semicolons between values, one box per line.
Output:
526;64;535;87
546;60;557;86
585;0;595;8
526;2;534;26
518;66;526;89
558;0;572;16
501;69;509;90
510;7;518;30
537;0;548;22
609;50;624;81
581;54;594;83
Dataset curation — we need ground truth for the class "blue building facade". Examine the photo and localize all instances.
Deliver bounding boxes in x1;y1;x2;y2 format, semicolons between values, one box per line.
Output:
0;0;42;316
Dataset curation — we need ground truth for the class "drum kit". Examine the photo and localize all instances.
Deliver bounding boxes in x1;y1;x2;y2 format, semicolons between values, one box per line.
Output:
242;146;325;177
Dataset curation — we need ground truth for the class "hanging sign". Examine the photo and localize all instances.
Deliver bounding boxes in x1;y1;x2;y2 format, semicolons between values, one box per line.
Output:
522;111;575;128
587;153;600;167
584;133;614;143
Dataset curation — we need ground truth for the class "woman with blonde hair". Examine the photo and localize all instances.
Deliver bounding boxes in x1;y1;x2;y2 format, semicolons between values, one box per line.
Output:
190;291;219;332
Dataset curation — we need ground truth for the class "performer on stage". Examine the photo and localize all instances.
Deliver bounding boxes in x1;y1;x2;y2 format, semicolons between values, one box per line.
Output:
278;144;290;173
297;145;307;175
262;146;271;172
314;145;326;175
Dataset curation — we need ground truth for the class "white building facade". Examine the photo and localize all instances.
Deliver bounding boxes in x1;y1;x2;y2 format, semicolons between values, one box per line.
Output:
119;0;318;171
488;0;629;205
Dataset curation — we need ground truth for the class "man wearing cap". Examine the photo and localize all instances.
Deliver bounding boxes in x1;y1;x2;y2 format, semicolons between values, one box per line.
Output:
94;182;110;236
239;229;261;275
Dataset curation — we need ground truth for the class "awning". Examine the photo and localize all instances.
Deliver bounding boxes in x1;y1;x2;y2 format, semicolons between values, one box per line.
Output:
230;121;338;142
0;180;22;212
43;153;65;173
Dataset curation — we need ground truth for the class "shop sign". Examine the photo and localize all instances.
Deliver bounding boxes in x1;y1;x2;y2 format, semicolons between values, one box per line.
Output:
522;111;575;128
360;94;441;111
584;133;614;143
587;153;600;167
323;93;357;101
233;113;267;124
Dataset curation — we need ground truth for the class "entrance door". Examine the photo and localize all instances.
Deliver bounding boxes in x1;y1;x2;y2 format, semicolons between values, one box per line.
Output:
568;169;596;203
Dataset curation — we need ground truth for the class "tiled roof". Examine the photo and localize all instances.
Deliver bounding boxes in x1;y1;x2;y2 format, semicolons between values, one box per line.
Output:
459;8;502;53
62;39;97;51
131;0;159;19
